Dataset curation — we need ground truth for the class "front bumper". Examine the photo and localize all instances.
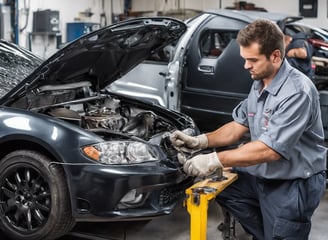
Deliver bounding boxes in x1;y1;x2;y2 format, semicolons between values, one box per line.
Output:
61;161;193;221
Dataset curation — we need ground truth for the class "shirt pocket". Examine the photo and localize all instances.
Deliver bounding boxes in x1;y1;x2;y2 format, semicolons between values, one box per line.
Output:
260;108;272;132
247;112;256;137
251;109;272;137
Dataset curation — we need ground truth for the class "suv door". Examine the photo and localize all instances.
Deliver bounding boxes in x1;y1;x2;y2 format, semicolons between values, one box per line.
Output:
108;58;170;106
180;15;252;131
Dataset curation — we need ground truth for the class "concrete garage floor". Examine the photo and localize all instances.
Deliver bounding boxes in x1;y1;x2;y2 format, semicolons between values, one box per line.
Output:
58;190;328;240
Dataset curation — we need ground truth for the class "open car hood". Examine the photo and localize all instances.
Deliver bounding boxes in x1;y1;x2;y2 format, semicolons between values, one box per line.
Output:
6;17;186;99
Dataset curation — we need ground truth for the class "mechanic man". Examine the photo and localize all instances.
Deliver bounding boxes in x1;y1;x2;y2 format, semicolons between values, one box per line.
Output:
284;32;314;79
170;19;326;239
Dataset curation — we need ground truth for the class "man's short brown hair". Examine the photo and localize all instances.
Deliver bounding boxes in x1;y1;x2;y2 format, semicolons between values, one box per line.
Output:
237;19;285;59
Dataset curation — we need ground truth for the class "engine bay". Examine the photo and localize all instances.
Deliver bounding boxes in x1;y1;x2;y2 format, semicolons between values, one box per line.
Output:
7;81;187;159
46;95;176;141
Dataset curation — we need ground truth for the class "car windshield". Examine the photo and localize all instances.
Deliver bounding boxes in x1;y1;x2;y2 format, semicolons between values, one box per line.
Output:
0;41;42;98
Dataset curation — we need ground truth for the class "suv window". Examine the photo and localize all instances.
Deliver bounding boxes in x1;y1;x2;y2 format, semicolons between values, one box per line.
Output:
200;30;238;58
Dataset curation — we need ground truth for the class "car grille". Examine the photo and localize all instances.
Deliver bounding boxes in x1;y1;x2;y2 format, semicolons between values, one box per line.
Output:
159;178;194;206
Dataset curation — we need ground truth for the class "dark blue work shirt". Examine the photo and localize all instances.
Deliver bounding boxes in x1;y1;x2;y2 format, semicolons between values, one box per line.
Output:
233;60;326;179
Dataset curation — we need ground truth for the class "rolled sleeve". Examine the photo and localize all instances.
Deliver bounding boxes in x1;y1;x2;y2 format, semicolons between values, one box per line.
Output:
232;99;249;127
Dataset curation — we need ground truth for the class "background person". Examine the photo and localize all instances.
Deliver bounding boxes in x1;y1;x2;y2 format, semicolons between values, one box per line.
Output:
170;19;326;239
285;32;314;79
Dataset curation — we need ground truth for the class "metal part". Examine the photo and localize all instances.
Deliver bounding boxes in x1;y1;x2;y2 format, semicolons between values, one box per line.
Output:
211;168;228;182
191;187;216;206
218;208;237;240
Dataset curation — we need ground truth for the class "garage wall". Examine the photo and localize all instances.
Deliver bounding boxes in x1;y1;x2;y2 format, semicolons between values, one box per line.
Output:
17;0;122;58
244;0;327;27
16;0;327;58
132;0;327;28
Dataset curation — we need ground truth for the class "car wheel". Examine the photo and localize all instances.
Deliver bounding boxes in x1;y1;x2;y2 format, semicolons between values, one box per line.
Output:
0;150;75;240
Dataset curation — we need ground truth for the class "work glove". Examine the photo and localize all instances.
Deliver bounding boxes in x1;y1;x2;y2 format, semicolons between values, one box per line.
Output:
169;130;208;153
177;152;223;177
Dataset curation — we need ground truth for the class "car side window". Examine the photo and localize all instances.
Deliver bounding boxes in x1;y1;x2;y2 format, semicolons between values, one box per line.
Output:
200;30;238;58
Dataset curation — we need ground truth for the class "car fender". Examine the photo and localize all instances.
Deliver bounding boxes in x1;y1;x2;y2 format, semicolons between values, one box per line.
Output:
0;106;105;214
0;106;102;155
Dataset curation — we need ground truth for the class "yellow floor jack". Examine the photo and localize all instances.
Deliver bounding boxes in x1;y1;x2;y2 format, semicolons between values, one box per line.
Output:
184;169;238;240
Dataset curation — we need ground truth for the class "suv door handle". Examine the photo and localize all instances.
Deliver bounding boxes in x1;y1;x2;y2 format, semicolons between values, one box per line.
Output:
159;72;168;77
198;65;214;74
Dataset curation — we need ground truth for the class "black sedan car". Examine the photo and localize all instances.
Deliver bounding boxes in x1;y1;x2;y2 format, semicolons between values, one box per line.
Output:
0;17;198;240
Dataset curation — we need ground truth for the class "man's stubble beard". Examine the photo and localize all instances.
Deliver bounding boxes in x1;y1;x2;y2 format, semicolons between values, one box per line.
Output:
250;65;274;81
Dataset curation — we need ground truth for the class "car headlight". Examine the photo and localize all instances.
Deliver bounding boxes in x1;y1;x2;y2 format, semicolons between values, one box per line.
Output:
82;141;159;164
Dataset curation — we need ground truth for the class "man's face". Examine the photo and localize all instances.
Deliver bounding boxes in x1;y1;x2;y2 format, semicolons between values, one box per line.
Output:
240;42;275;81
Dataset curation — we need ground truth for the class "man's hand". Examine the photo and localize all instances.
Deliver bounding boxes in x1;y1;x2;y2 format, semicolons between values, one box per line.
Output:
170;130;208;153
177;152;222;177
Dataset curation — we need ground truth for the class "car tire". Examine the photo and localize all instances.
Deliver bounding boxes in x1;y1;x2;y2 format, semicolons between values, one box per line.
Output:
0;150;75;240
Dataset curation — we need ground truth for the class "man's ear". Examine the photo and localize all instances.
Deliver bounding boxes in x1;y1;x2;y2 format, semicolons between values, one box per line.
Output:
271;49;282;63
